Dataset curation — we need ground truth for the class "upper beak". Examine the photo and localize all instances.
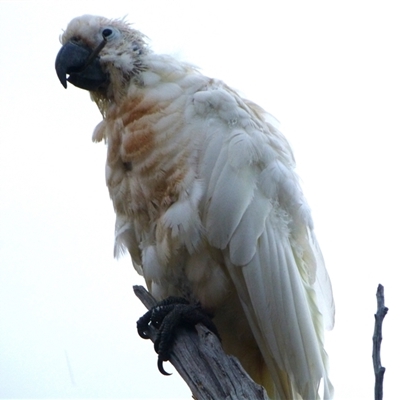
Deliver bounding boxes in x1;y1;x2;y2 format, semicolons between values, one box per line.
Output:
55;41;109;92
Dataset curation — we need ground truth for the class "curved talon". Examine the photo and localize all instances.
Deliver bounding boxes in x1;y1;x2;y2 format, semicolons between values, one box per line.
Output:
136;296;220;377
137;311;152;339
157;357;172;376
137;330;149;339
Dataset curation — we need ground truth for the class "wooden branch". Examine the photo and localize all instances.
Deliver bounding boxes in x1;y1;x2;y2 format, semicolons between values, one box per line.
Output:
133;285;269;400
373;284;388;400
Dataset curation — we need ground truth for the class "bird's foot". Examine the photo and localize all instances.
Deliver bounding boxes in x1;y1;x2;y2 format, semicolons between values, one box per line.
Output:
136;296;220;375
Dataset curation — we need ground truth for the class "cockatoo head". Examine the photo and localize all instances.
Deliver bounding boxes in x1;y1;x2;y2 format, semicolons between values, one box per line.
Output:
55;15;148;96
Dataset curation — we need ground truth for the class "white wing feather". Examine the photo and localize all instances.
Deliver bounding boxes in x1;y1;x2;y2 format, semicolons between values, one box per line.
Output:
195;83;334;399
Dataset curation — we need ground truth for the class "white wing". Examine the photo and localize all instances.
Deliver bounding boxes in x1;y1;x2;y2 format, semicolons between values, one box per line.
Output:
193;83;334;399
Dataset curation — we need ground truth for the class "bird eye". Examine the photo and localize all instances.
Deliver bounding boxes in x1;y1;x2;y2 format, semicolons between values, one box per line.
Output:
102;27;119;41
102;28;112;38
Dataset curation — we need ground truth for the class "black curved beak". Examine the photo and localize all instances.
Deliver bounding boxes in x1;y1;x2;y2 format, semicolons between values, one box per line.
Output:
55;41;109;92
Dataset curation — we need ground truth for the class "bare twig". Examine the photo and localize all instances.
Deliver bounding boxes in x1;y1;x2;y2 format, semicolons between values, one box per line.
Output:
133;285;269;400
373;284;388;400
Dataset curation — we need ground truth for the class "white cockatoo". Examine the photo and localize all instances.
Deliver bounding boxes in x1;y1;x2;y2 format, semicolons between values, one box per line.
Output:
56;15;334;399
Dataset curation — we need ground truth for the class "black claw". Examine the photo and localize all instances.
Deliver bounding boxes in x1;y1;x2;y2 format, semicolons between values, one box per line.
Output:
136;296;221;376
158;357;172;376
136;310;152;339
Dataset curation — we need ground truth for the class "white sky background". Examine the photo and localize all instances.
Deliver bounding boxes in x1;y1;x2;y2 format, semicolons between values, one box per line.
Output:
1;1;399;399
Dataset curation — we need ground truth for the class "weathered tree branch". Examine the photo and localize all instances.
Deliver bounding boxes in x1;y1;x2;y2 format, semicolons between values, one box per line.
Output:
373;284;388;400
133;285;269;400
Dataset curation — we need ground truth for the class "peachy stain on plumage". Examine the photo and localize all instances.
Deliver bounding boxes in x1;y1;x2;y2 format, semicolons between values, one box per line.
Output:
56;15;335;400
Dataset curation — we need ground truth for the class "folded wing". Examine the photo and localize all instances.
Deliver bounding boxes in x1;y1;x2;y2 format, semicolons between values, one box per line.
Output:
194;83;334;399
